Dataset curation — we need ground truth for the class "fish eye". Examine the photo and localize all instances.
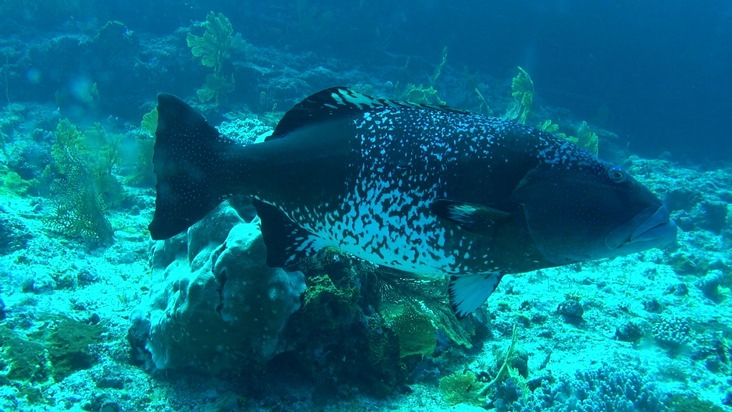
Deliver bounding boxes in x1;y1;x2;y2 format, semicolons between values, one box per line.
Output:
607;167;626;183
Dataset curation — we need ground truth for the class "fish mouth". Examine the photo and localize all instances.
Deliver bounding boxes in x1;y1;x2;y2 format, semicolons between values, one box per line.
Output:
606;204;678;250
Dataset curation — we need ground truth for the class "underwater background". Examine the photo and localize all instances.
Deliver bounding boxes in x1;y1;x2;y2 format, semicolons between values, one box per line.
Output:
0;1;730;411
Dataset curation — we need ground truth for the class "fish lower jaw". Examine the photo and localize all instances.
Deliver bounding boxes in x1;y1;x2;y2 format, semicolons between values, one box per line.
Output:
629;220;678;246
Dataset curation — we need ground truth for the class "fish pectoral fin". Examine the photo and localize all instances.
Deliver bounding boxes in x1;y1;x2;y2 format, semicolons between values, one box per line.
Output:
430;199;511;235
449;272;504;318
253;200;329;268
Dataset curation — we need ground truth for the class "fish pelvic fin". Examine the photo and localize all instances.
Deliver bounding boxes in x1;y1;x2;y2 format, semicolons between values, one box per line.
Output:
449;272;504;318
148;93;236;240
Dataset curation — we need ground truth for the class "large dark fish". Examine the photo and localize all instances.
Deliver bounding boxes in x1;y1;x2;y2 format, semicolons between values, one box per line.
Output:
149;87;677;317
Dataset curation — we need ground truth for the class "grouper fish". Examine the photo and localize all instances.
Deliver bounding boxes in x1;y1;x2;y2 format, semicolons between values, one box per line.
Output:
148;87;677;317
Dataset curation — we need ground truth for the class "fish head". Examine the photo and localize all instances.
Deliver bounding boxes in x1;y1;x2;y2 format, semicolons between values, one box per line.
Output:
512;157;677;265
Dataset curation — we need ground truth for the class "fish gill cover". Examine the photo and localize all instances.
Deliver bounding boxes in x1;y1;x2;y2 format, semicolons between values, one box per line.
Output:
0;1;730;411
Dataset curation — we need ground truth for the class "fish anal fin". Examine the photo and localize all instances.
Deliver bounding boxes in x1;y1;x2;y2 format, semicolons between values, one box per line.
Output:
253;200;328;268
449;272;504;318
431;199;511;235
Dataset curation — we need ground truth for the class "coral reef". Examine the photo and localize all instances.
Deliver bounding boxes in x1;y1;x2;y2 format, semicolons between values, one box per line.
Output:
0;325;48;383
615;320;644;343
652;315;692;354
278;251;406;398
513;365;667;412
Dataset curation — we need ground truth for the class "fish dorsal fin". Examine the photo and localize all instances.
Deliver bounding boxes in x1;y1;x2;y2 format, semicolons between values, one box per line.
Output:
431;199;511;235
269;87;470;140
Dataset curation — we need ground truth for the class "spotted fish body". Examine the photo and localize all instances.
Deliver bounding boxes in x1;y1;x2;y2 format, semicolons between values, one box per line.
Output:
275;98;544;275
149;87;677;316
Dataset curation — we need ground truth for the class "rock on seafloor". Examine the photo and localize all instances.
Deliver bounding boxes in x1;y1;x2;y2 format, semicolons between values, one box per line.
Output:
128;199;306;374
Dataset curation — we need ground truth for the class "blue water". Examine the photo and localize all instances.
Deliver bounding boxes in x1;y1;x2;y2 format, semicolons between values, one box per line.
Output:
0;1;730;411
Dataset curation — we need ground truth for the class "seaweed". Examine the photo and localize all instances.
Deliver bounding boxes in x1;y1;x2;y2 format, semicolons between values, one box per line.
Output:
402;83;446;106
398;47;448;105
186;12;235;105
503;66;534;124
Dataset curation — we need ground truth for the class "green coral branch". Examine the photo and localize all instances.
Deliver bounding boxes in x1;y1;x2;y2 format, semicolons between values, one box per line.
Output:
186;11;233;71
402;83;445;106
128;106;157;186
503;66;534;124
474;87;493;115
429;46;448;87
539;119;599;157
186;12;236;105
576;120;599;156
479;324;519;396
140;106;158;134
397;47;448;106
196;72;235;105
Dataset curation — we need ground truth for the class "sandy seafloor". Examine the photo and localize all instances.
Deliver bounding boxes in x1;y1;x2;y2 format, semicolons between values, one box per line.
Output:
0;32;730;412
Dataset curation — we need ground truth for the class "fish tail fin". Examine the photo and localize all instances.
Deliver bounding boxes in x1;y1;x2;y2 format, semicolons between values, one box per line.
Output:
148;93;234;240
